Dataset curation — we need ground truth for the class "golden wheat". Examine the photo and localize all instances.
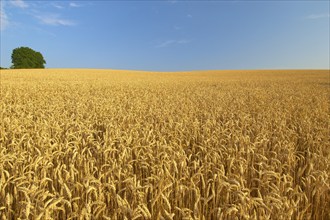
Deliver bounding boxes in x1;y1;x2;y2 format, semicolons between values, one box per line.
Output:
0;69;329;219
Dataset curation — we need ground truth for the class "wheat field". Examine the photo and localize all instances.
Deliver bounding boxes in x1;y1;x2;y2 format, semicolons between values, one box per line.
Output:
0;69;329;219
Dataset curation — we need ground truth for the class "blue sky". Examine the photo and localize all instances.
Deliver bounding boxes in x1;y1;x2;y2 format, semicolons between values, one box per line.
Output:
0;0;329;71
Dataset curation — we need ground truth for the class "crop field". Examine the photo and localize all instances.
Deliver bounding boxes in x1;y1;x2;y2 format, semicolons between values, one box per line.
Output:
0;69;329;219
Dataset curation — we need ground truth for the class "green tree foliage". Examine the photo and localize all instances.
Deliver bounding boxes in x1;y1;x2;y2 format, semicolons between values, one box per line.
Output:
11;47;46;69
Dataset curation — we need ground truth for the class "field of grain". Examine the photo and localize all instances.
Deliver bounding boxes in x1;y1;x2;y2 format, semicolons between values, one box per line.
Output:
0;69;329;219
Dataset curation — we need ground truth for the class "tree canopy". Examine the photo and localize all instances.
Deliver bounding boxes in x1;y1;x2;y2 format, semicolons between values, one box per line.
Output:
11;47;46;69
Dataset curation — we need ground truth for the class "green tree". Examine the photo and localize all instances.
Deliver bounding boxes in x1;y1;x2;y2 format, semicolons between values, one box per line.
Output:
11;47;46;69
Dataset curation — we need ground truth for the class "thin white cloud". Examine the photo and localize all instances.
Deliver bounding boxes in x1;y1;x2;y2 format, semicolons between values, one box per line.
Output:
306;13;330;20
52;3;64;9
187;14;193;18
69;2;81;8
10;0;28;9
156;40;176;48
34;14;76;26
0;2;9;31
1;1;77;30
156;39;190;48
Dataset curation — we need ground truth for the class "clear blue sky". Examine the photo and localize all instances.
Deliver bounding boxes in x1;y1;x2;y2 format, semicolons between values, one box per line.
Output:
1;0;329;71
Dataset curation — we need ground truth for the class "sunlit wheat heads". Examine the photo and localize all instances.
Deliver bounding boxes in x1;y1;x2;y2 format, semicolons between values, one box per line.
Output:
0;69;329;219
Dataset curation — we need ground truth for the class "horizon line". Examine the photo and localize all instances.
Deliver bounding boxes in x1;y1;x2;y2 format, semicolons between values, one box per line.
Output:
1;67;329;73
